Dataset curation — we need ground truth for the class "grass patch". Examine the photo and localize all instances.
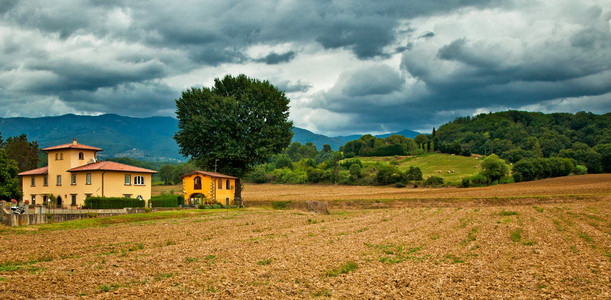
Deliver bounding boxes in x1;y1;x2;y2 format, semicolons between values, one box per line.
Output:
4;210;222;234
510;228;523;242
313;289;332;297
325;261;358;277
532;206;544;213
272;201;291;210
257;258;272;266
578;232;593;243
499;210;519;216
0;264;21;272
444;254;465;264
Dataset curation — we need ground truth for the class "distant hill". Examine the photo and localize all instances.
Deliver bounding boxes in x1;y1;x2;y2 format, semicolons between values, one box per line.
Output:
0;114;421;161
0;114;183;162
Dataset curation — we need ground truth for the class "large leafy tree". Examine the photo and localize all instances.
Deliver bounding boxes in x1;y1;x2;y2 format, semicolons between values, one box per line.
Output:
4;134;39;172
0;149;21;201
174;74;293;177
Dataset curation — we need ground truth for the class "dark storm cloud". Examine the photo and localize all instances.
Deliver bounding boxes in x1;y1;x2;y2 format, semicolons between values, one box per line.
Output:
310;2;611;134
255;51;296;65
272;80;312;93
1;0;609;135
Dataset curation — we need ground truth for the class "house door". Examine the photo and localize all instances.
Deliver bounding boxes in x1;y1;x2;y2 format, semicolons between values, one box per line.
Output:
225;198;229;206
56;196;63;208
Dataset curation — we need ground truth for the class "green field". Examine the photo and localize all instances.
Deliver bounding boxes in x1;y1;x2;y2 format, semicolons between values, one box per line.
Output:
359;153;483;183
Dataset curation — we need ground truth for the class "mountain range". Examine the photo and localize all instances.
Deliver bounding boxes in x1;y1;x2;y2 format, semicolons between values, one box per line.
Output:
0;114;420;162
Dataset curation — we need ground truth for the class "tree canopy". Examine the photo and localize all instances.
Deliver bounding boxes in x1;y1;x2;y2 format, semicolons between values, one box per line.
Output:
0;149;21;201
174;74;293;177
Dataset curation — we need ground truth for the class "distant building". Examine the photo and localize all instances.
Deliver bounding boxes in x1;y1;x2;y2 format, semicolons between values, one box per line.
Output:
181;171;241;206
18;139;156;208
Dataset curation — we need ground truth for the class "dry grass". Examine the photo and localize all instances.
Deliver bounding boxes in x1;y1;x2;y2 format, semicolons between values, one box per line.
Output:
0;199;609;298
242;174;611;202
2;174;608;298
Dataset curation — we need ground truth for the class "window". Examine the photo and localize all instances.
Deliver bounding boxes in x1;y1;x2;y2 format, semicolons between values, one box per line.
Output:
134;176;144;185
71;194;77;206
60;153;63;160
78;152;84;160
226;179;230;190
56;175;61;186
55;153;58;160
123;194;132;198
218;179;222;189
194;176;202;190
31;176;35;187
86;173;91;185
85;193;92;198
43;176;48;186
31;195;36;206
125;174;131;185
71;174;76;185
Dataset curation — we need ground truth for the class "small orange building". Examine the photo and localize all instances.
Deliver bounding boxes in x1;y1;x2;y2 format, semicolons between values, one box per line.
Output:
181;171;241;206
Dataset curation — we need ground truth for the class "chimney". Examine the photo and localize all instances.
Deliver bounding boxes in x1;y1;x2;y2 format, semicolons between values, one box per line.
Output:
73;138;77;145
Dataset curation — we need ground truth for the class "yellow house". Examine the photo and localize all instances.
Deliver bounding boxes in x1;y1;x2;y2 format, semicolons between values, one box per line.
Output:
18;139;156;208
181;171;241;206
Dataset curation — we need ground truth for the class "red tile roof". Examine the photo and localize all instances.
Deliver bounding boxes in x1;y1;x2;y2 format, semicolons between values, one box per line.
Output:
42;142;102;152
68;161;157;173
18;166;49;176
180;170;238;179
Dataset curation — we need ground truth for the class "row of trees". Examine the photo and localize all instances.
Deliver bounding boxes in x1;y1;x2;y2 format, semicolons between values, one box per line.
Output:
340;134;433;158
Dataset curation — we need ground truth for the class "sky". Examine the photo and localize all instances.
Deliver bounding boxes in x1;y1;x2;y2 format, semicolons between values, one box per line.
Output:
0;0;610;136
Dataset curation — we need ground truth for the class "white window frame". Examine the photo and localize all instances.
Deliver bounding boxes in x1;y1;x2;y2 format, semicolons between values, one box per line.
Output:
134;175;144;186
125;174;131;185
86;173;91;185
56;175;61;186
71;174;76;185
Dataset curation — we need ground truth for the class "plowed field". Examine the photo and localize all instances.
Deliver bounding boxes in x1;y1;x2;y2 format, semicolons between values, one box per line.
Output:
1;175;609;299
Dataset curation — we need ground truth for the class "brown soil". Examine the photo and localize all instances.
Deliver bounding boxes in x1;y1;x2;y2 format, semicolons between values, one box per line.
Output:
0;174;609;298
242;174;611;202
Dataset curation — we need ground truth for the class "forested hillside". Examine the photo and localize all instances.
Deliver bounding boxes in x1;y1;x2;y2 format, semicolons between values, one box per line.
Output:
434;111;610;173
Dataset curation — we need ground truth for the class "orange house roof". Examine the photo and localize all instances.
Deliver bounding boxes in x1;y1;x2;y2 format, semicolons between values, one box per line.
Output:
68;161;157;173
42;142;102;152
180;170;237;179
18;166;49;176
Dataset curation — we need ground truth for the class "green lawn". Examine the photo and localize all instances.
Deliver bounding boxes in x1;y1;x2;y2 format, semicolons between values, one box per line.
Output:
360;153;483;183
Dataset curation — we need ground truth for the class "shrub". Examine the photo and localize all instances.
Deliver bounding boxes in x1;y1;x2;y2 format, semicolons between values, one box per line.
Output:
150;194;181;208
405;166;423;182
481;154;509;184
470;173;488;186
424;176;444;187
460;178;471;188
272;201;291;210
376;165;406;185
340;158;363;170
84;197;145;209
198;204;205;209
574;165;587;175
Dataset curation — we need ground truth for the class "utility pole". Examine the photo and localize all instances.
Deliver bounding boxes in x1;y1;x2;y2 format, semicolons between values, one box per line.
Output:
214;159;218;173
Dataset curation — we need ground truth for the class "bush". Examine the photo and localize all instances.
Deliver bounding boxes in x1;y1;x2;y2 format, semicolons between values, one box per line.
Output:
424;176;444;187
405;166;423;182
84;196;145;209
574;165;587;175
376;165;406;185
340;158;363;170
272;201;291;210
150;194;181;208
249;167;271;183
460;177;471;188
481;154;509;184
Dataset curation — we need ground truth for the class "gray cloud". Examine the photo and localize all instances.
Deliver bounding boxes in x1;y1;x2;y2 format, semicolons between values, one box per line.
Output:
0;0;609;136
256;51;296;65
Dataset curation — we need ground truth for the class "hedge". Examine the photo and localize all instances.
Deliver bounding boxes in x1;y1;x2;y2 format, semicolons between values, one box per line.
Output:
150;194;182;207
84;197;145;209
